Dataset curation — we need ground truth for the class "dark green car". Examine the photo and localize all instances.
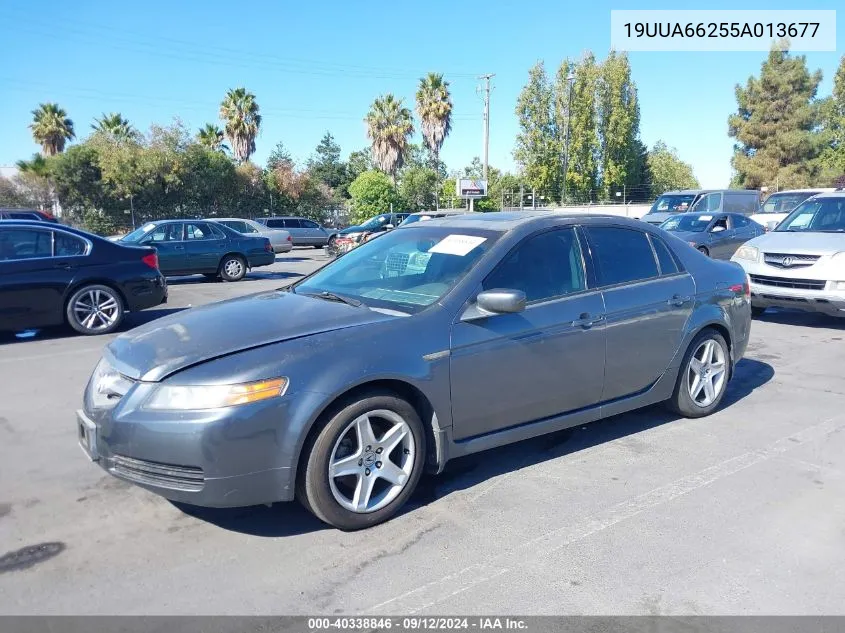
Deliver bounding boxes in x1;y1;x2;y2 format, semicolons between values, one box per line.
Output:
117;219;276;281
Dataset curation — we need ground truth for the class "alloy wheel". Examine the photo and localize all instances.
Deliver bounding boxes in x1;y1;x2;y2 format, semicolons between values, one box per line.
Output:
72;288;120;332
686;339;727;407
224;258;244;279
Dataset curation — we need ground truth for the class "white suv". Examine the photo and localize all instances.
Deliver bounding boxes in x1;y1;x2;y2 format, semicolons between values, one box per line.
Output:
731;190;845;318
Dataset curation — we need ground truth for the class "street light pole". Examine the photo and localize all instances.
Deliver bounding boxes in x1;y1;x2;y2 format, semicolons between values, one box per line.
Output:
562;72;575;206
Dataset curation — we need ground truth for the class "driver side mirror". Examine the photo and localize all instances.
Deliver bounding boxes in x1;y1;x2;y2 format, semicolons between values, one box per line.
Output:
385;224;394;229
461;289;526;321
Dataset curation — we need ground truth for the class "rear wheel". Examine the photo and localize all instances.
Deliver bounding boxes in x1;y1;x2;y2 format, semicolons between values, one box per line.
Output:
219;255;246;282
697;246;710;257
66;284;124;335
666;329;730;418
297;392;426;530
751;306;767;317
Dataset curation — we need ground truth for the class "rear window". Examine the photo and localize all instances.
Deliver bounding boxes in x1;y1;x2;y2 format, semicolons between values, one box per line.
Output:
585;227;659;286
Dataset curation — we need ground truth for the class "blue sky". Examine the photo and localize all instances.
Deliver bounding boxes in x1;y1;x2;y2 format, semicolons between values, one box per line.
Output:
0;0;842;188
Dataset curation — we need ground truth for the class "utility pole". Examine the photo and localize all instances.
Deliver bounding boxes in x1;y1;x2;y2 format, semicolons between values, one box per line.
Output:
478;74;495;181
562;72;576;206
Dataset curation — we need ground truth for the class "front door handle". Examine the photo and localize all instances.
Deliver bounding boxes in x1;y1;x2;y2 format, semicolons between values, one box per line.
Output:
668;294;692;307
53;262;72;270
571;313;605;328
174;245;185;251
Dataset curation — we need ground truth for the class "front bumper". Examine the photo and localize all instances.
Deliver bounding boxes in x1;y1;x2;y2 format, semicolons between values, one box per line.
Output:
749;283;845;317
76;395;298;507
125;273;167;312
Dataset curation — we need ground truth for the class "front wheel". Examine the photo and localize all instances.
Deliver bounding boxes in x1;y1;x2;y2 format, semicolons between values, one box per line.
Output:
666;329;730;418
219;255;246;282
66;284;124;335
697;246;710;257
297;392;426;530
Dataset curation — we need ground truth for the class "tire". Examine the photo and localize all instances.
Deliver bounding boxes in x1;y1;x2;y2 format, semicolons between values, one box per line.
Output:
297;392;426;530
66;284;124;336
751;306;767;317
219;255;246;282
697;246;710;257
666;329;730;418
327;235;337;247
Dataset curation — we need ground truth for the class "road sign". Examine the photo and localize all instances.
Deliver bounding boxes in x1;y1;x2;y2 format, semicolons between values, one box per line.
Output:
456;178;488;199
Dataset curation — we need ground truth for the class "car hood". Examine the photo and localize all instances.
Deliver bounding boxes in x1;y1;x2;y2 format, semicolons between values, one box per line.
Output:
105;290;395;382
339;225;367;235
743;231;845;254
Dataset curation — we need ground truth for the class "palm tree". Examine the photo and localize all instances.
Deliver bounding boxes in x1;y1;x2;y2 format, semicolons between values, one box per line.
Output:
29;103;75;156
219;88;261;163
91;112;137;140
197;123;229;153
415;73;452;165
365;94;414;181
15;153;50;177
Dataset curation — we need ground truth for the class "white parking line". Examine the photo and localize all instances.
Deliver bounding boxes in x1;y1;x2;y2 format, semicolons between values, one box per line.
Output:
368;413;845;614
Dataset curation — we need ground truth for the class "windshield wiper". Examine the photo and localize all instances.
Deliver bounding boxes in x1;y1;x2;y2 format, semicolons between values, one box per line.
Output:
300;290;363;307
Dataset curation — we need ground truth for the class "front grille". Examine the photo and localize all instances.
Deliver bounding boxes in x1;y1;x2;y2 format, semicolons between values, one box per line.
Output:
111;455;204;491
749;274;826;291
763;252;820;269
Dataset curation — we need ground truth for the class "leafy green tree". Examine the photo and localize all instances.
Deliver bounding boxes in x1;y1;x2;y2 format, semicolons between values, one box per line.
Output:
182;144;238;215
29;103;75;156
598;51;641;199
366;94;414;181
308;132;347;189
729;41;825;189
51;144;107;213
197;123;229;153
566;53;601;202
92;113;137;140
399;166;439;211
0;176;30;208
514;62;558;194
219;87;261;163
818;55;845;181
646;141;700;195
15;153;55;211
348;170;399;224
266;141;293;171
416;73;452;166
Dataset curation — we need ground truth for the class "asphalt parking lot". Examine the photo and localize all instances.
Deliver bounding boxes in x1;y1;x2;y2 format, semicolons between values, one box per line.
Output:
1;247;844;615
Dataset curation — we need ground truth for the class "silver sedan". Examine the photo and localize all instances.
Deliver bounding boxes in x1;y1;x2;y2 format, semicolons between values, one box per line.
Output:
210;218;293;253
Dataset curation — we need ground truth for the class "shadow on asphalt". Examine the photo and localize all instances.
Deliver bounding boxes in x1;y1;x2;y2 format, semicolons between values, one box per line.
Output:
754;309;845;330
408;357;774;512
173;358;773;536
165;271;303;285
0;307;188;346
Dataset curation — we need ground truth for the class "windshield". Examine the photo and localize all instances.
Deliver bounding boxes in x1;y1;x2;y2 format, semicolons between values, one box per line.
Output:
360;214;392;230
761;192;817;214
776;198;845;232
294;226;499;314
660;214;713;232
647;194;696;215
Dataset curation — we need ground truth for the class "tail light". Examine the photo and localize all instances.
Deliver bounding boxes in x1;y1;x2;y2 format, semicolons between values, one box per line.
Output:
287;235;292;242
264;240;273;253
729;278;751;299
141;252;159;269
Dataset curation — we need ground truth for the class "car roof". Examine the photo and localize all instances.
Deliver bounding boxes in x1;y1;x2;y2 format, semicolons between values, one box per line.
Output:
399;211;644;232
812;190;845;199
408;209;467;216
0;220;98;238
766;188;836;194
659;189;713;195
208;217;258;222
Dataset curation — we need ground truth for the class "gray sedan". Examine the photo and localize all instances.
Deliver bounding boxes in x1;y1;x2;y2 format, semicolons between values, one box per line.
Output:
77;213;751;530
660;212;765;259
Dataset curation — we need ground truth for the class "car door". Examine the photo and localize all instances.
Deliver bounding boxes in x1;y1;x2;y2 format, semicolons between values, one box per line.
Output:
142;222;187;274
708;214;734;259
185;221;227;272
0;226;70;330
299;219;325;245
450;228;607;440
583;226;695;403
282;218;304;245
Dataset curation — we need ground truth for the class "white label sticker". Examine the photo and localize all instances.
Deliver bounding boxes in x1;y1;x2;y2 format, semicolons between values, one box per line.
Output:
428;234;487;256
142;223;156;232
699;215;713;221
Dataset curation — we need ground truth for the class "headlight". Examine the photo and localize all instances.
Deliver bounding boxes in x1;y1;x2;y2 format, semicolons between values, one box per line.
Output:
144;377;288;410
734;245;759;262
90;358;134;409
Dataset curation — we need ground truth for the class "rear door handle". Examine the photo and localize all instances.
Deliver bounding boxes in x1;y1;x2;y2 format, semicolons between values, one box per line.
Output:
668;294;692;307
174;245;185;251
571;313;605;328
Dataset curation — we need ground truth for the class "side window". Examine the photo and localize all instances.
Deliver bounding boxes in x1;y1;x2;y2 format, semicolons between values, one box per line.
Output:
712;215;730;231
649;235;680;275
734;215;750;227
301;220;319;229
0;228;53;260
694;192;722;213
185;222;213;240
265;219;285;229
149;223;183;242
241;222;259;234
586;227;659;286
54;232;87;256
9;212;39;220
222;221;246;233
483;228;586;303
284;219;303;229
207;223;226;239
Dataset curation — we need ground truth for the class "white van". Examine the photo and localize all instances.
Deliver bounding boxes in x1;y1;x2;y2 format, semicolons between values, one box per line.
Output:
750;189;835;231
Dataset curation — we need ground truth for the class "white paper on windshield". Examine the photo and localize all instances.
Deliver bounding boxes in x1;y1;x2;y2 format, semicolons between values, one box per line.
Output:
142;223;156;232
699;215;713;221
428;234;487;256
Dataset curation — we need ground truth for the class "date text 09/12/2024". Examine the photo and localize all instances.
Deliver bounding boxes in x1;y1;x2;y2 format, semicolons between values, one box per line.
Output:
307;617;528;630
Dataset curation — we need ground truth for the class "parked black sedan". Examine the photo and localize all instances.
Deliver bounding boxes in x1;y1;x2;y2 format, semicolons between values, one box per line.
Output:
0;221;167;335
659;212;765;260
116;219;275;281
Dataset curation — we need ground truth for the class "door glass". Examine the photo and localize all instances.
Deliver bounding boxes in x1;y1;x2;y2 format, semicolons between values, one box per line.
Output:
649;235;680;275
185;223;213;240
586;227;659;286
148;223;183;242
241;222;259;233
712;216;730;231
266;219;285;228
301;220;319;229
222;221;246;232
0;228;53;260
207;223;227;239
284;219;303;229
483;229;586;303
54;232;87;256
693;193;722;213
